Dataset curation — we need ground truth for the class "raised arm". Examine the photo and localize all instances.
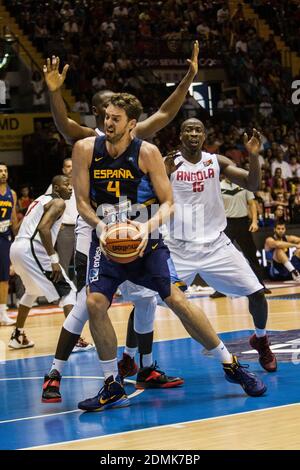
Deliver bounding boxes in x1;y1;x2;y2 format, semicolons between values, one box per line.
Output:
72;137;105;236
134;41;199;139
218;129;262;191
43;56;96;144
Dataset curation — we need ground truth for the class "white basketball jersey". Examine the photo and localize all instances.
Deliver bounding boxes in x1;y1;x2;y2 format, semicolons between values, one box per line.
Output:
169;151;226;243
16;194;64;246
75;127;104;255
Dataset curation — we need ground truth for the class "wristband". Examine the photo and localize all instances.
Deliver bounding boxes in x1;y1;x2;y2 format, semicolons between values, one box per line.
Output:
96;222;103;238
50;253;59;264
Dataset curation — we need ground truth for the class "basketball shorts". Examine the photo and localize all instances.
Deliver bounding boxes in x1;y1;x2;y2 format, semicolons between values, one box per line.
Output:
10;238;76;303
0;236;11;281
88;230;172;303
165;232;263;297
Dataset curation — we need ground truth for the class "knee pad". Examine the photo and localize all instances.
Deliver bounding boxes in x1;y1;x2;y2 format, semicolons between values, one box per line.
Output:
133;296;157;334
63;286;88;335
19;294;36;308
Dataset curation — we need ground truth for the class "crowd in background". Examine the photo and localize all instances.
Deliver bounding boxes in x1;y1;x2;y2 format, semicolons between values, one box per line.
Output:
2;0;300;230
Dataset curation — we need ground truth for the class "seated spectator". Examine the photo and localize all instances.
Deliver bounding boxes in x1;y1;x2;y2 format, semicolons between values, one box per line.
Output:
289;191;300;224
271;177;286;199
91;73;107;92
31;70;46;109
17;185;33;217
265;221;300;282
72;94;89;114
287;155;300;179
271;150;292;178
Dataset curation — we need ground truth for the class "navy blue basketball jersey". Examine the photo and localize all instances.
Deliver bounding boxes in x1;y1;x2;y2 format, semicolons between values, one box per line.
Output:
90;135;157;222
0;185;13;238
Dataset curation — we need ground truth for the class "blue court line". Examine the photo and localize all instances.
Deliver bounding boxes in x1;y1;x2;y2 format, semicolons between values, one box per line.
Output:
0;330;299;449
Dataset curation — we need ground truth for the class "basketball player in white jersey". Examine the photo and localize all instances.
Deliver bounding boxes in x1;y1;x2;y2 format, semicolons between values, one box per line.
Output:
163;118;277;373
8;175;76;349
40;44;199;395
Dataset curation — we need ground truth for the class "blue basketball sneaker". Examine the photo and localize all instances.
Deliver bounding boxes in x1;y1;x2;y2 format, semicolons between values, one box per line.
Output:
223;355;267;397
78;375;129;412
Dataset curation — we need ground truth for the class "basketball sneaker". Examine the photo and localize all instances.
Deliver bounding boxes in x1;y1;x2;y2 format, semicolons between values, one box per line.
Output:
249;334;277;372
118;352;138;378
72;337;95;353
223;355;267;397
8;328;34;349
78;375;129;412
0;310;16;326
291;269;300;282
42;369;62;403
135;361;184;389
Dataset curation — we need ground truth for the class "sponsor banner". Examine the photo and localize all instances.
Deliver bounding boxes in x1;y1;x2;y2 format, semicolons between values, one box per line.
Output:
0;113;79;151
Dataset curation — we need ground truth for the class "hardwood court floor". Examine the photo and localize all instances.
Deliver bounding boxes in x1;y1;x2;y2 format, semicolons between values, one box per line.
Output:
0;285;300;450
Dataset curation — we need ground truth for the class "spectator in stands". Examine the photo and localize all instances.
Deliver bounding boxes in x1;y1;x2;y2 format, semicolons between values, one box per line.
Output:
271;149;292;178
17;185;33;217
31;71;46;109
72;94;89;115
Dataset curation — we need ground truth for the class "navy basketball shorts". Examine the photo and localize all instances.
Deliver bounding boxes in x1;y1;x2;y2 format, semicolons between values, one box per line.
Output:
269;260;291;281
88;231;172;303
0;236;11;281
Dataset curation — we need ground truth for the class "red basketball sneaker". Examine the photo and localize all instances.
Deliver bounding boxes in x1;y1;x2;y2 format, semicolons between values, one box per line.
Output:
118;352;138;378
249;334;277;372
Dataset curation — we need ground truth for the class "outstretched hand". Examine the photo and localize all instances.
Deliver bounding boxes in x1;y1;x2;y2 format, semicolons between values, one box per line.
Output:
164;151;183;176
186;40;199;77
43;56;69;92
243;128;262;156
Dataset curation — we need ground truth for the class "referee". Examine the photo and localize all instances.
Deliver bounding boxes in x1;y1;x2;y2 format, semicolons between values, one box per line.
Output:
210;178;270;298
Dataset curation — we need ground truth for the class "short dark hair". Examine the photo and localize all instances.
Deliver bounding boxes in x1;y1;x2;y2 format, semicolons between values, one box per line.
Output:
109;93;143;121
274;220;285;228
0;162;7;167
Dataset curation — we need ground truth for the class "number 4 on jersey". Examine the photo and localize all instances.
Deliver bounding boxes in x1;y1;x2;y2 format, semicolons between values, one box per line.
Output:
107;181;121;198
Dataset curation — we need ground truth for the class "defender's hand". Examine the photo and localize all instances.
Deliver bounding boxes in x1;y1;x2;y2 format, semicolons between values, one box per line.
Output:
50;263;62;283
164;151;183;176
244;128;262;156
43;56;69;92
186;40;199;77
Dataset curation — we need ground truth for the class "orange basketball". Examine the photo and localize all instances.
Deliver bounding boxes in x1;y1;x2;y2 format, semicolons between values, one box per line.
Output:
104;222;142;264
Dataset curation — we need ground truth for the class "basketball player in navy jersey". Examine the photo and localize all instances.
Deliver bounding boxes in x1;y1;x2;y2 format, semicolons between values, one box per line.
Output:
0;162;18;326
41;44;198;398
68;93;266;411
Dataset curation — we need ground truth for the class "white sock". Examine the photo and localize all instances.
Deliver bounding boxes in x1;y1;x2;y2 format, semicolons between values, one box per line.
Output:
100;358;119;380
124;346;137;358
50;358;66;375
209;341;233;364
0;304;6;315
255;328;266;338
284;260;295;272
140;352;153;368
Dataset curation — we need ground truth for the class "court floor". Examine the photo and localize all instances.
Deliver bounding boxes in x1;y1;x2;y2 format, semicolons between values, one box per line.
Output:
0;284;300;450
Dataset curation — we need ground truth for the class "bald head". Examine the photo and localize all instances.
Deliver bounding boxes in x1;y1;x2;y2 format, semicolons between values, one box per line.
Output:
180;118;205;133
52;174;68;187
